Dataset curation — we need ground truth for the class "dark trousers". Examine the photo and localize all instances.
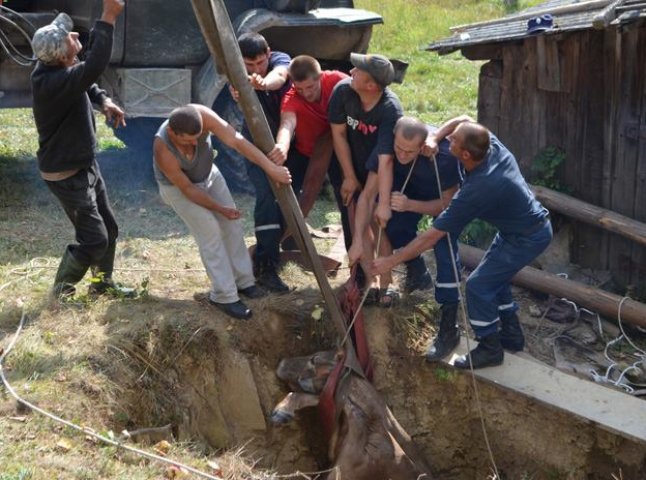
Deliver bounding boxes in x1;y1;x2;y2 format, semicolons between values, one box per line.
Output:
386;211;461;304
45;161;118;274
466;221;552;337
246;150;307;265
327;156;352;251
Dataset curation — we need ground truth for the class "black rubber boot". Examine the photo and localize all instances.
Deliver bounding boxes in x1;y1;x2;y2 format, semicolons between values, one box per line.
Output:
404;256;433;293
426;303;460;362
88;276;136;298
500;312;525;352
256;258;289;293
52;249;89;298
454;332;504;369
89;243;136;298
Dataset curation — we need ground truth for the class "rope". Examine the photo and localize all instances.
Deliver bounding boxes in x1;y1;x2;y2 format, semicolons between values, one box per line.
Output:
0;310;223;480
429;152;500;479
339;155;417;348
340;228;383;348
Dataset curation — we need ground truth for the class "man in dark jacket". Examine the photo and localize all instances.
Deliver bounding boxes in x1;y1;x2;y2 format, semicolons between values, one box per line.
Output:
31;0;132;298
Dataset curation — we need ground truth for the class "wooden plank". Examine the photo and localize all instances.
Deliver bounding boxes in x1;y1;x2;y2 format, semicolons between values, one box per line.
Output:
445;338;646;444
601;29;620;273
499;46;517;145
519;37;539;172
609;27;640;289
631;28;646;294
536;35;562;92
477;60;502;134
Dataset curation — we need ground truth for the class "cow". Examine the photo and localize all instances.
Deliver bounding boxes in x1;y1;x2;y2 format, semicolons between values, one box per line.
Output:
271;349;433;480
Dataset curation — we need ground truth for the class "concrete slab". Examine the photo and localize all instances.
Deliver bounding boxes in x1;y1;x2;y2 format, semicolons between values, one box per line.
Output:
445;337;646;444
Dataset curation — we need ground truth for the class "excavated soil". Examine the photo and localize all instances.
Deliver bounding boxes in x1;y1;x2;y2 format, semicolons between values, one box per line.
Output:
100;286;645;479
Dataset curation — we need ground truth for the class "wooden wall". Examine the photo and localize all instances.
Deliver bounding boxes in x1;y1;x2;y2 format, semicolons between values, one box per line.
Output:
470;26;646;294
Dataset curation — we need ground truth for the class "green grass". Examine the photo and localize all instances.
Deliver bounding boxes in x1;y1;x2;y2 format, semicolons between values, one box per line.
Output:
356;0;542;124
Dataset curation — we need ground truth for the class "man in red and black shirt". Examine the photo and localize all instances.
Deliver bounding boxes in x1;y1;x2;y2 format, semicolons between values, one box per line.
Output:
270;56;348;225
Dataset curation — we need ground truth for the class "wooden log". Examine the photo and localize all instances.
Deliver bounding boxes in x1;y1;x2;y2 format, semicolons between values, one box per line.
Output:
592;0;628;29
531;185;646;248
458;244;646;329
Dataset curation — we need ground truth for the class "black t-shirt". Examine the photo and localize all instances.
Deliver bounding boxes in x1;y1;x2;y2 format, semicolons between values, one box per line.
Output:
328;78;403;185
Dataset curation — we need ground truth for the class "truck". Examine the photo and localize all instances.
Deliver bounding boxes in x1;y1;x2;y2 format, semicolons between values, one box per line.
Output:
0;0;382;190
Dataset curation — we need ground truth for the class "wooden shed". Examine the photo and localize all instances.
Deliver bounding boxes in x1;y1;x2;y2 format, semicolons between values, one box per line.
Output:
428;0;646;295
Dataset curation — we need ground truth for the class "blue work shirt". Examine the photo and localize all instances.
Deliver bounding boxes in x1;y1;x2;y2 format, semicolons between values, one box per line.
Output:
366;137;462;201
433;133;548;237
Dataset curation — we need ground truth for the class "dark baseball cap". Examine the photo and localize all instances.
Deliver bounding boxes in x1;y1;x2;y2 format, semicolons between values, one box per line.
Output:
32;13;74;64
350;52;395;88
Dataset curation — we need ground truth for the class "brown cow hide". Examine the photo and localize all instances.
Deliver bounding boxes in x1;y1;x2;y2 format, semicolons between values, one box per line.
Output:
272;350;433;480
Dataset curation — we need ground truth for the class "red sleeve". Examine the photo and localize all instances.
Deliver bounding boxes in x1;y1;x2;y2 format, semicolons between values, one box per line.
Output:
281;86;300;113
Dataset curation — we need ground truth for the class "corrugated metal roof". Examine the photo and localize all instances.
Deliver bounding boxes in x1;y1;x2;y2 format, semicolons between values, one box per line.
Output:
427;0;646;55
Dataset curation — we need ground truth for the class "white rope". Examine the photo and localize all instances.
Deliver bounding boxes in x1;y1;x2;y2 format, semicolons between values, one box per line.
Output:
430;152;500;479
340;228;383;348
340;156;418;348
0;310;223;480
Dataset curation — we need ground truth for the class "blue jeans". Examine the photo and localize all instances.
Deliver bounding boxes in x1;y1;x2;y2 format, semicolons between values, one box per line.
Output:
386;211;461;304
246;150;307;265
466;220;553;337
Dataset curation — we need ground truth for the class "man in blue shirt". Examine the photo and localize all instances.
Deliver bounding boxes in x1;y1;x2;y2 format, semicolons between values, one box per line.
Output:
349;117;463;358
371;117;552;369
232;32;295;293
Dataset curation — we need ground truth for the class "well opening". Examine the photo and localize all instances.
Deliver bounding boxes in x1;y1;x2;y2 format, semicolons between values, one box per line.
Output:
101;294;646;479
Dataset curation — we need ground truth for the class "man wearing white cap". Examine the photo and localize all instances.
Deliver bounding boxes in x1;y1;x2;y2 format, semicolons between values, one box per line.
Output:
30;0;132;299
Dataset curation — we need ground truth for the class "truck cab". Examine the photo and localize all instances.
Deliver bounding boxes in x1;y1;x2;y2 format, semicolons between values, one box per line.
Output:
0;0;381;189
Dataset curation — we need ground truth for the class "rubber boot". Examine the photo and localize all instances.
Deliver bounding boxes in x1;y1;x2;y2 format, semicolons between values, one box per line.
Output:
52;249;89;298
454;332;504;369
500;312;525;352
256;258;289;293
426;303;460;362
89;243;136;298
404;256;433;293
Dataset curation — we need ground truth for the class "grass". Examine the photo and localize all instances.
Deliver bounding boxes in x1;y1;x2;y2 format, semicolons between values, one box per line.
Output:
0;1;548;478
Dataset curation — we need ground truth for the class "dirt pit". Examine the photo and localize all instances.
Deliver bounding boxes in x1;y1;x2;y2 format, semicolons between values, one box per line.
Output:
100;289;645;480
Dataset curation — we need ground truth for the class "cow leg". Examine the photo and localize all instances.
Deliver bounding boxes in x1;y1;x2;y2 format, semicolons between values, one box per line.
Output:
270;392;319;425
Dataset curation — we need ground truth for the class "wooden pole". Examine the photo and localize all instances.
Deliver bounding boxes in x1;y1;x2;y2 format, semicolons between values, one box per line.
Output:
531;185;646;248
189;0;361;369
458;244;646;329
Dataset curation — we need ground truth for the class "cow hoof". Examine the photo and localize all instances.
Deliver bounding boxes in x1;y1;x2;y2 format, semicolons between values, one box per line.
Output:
270;410;294;425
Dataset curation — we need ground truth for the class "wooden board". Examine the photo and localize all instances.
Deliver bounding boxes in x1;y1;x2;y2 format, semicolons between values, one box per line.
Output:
445;338;646;444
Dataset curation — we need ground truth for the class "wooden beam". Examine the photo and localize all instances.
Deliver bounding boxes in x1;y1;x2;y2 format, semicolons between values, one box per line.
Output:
531;185;646;248
459;244;646;328
592;0;629;29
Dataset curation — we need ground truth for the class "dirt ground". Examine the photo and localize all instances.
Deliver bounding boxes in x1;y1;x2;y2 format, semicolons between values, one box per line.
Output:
72;275;644;480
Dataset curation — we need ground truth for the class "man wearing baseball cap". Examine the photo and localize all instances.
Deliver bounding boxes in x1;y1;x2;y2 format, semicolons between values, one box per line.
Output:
327;52;403;289
31;0;133;299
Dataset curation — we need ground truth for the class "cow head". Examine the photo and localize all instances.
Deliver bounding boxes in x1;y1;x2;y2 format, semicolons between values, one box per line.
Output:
276;349;342;394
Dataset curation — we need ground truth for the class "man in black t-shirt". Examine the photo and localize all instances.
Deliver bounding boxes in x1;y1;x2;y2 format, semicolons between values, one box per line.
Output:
328;53;403;285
